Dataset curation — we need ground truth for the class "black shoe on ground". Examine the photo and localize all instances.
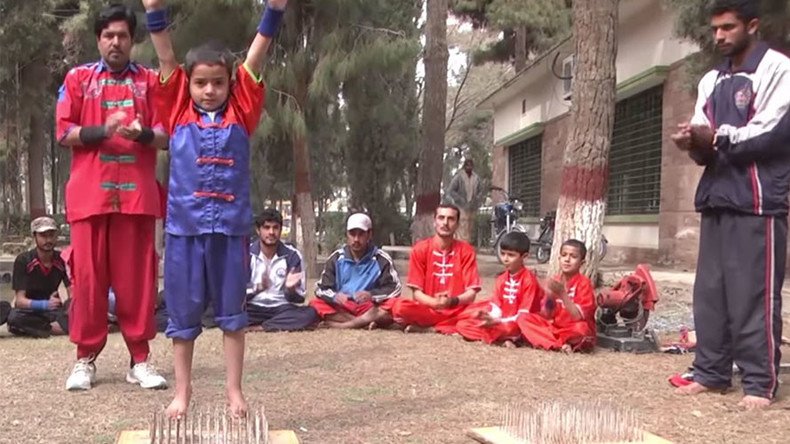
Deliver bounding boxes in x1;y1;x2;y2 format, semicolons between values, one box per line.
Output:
0;301;10;326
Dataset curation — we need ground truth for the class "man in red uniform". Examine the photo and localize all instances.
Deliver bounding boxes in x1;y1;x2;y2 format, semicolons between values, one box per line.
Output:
392;204;481;333
56;4;168;391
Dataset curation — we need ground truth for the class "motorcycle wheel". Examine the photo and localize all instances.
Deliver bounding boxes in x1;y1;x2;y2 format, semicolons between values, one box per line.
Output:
600;235;609;260
536;245;551;264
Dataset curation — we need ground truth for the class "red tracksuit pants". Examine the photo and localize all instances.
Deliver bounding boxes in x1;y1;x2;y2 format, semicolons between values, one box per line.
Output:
391;299;469;334
456;318;521;344
69;214;157;363
518;313;595;352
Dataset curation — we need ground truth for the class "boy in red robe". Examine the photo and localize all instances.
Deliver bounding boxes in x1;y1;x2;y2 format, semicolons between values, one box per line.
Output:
519;239;597;352
455;232;542;346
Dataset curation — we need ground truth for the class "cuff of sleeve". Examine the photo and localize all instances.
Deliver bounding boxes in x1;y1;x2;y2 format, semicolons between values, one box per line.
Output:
242;63;263;84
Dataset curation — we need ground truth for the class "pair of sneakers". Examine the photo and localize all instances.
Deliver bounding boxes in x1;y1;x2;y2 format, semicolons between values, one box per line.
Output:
65;358;168;391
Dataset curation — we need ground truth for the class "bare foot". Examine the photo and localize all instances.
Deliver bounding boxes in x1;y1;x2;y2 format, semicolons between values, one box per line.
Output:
404;325;434;334
503;340;517;349
367;321;378;331
227;390;248;418
675;381;714;396
560;344;573;354
738;395;772;410
245;325;264;333
165;387;192;419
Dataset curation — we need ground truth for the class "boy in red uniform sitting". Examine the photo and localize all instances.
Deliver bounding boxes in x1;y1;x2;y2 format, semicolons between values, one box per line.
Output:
455;232;542;347
519;239;597;353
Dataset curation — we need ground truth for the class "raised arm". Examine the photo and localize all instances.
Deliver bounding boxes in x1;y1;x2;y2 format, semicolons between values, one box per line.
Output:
142;0;178;80
243;0;288;77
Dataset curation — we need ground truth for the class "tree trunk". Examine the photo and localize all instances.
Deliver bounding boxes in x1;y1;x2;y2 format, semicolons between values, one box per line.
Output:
155;151;170;262
515;25;528;72
22;58;50;219
27;111;46;218
49;121;58;214
411;0;449;242
548;0;618;279
293;134;317;278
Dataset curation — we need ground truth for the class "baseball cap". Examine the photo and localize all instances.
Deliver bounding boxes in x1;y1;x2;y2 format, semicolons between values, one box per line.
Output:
31;216;58;233
347;213;372;232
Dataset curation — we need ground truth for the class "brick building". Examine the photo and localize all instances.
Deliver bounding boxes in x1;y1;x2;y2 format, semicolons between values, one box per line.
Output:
479;0;706;269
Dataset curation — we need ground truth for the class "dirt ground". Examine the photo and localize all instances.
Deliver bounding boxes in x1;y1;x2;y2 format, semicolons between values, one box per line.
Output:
1;273;789;444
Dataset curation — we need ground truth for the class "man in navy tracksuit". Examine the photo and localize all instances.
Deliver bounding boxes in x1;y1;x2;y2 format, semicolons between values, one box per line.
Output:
672;0;790;409
312;213;402;329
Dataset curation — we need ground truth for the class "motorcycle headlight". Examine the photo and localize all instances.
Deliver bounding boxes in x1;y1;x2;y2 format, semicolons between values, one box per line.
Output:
514;200;523;211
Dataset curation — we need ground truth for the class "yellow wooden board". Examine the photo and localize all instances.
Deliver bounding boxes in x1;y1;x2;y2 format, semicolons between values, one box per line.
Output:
467;427;673;444
116;429;299;444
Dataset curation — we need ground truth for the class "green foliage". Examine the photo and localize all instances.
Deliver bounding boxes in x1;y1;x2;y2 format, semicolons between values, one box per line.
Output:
669;0;790;89
450;0;571;66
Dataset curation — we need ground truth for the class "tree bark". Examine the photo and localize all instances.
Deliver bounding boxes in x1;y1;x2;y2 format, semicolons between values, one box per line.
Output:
515;25;528;72
412;0;449;242
27;110;47;219
21;56;51;219
293;134;317;278
548;0;618;278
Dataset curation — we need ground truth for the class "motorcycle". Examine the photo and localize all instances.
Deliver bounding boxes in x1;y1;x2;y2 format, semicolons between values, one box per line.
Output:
489;186;527;262
533;210;608;264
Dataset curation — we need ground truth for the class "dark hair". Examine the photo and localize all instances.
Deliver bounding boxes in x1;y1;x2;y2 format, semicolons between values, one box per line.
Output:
95;3;137;39
709;0;760;22
499;231;530;254
561;239;587;259
435;202;461;220
463;158;474;167
255;208;283;228
185;40;235;78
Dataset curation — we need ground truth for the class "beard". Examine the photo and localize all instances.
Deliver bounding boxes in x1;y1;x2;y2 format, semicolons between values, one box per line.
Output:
718;35;750;57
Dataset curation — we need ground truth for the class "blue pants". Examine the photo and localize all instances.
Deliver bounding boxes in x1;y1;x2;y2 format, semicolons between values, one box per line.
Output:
164;234;249;340
246;303;319;331
692;211;785;399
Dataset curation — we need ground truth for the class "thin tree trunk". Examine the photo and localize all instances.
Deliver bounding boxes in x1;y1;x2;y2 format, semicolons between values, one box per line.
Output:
412;0;448;242
50;120;58;214
548;0;618;278
293;133;317;278
28;111;47;218
23;57;51;219
515;25;527;72
155;151;169;262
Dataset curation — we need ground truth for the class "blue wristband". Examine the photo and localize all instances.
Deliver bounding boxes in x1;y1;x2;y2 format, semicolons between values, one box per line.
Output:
30;299;49;311
257;6;285;37
146;9;169;33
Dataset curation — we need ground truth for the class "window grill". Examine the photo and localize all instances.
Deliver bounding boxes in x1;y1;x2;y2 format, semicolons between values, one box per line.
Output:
607;85;663;215
508;135;542;217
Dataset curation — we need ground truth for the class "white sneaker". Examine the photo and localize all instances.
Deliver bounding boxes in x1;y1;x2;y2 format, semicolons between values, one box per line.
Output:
126;361;168;389
66;359;96;391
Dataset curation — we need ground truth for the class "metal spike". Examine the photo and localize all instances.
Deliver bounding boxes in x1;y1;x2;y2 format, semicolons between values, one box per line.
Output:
254;409;261;444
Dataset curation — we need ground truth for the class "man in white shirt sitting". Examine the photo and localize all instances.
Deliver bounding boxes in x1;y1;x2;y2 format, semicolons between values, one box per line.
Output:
246;209;319;332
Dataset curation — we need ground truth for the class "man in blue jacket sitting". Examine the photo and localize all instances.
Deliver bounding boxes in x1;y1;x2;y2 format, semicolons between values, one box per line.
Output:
312;213;401;329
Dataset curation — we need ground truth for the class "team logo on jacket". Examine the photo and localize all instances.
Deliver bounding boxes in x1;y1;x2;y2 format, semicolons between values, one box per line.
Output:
734;87;752;111
276;268;287;278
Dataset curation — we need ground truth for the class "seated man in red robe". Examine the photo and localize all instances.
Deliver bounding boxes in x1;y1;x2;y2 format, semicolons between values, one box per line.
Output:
392;204;481;333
